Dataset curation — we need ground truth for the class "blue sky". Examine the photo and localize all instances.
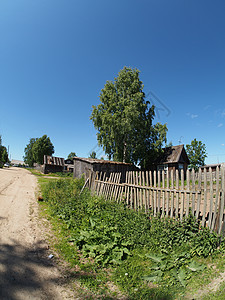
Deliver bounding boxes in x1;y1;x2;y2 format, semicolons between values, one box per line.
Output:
0;0;225;164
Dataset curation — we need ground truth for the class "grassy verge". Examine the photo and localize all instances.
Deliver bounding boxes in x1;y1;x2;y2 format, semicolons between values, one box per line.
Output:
28;168;73;178
37;176;225;299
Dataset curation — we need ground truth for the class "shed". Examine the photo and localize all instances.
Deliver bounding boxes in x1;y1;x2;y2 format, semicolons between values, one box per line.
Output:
151;144;190;174
73;157;138;182
43;155;65;174
200;163;225;172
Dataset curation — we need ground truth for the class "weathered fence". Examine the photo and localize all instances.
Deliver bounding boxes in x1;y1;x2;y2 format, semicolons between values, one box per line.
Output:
86;166;225;235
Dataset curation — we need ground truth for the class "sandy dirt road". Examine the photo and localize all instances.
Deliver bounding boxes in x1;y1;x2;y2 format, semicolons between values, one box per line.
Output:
0;167;75;300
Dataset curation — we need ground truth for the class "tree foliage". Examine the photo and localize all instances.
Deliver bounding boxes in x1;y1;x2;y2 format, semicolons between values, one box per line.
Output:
89;151;97;159
186;139;207;171
67;152;77;160
24;135;54;166
0;135;9;167
90;67;167;168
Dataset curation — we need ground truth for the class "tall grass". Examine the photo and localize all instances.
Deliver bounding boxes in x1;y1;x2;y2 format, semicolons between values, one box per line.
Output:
40;177;225;299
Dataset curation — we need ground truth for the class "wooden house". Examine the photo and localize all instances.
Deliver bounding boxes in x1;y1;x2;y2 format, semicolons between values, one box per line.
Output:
73;157;138;182
151;144;190;174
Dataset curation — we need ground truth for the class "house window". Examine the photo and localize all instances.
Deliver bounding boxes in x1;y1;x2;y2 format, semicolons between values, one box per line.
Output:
157;164;168;173
178;163;184;170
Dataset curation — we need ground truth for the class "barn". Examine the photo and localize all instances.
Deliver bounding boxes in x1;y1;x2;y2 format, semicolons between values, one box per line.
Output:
73;157;138;182
43;155;65;174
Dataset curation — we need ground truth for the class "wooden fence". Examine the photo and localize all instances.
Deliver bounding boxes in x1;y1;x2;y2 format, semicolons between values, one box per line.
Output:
86;166;225;235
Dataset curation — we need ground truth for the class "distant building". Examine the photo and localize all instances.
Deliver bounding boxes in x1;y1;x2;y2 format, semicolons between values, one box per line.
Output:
200;163;225;172
150;144;190;174
43;155;65;174
64;158;74;172
73;157;138;182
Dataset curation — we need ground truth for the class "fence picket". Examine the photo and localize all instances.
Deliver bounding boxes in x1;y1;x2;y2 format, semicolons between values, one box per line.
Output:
158;170;161;214
208;167;213;229
218;167;225;234
196;168;201;219
87;165;225;234
180;169;184;221
191;169;195;215
211;166;220;231
186;169;190;217
202;168;207;227
175;169;179;218
153;171;157;216
170;170;174;217
166;170;169;216
146;171;150;211
162;171;165;217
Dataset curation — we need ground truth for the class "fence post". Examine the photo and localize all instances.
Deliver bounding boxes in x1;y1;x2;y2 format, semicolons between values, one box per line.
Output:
218;166;225;234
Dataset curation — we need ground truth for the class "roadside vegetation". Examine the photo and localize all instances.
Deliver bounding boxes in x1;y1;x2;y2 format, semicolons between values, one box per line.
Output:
37;176;225;299
29;168;73;178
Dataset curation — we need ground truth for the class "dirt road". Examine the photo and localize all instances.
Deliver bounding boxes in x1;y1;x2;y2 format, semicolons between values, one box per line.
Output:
0;168;75;300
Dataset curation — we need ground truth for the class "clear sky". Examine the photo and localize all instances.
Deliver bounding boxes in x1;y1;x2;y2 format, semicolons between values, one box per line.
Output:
0;0;225;164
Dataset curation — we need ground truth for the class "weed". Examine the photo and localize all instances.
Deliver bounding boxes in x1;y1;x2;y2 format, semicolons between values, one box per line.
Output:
38;177;225;298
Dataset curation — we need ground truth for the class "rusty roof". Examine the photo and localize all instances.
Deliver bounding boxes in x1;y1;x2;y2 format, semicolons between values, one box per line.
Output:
73;157;132;166
44;155;65;166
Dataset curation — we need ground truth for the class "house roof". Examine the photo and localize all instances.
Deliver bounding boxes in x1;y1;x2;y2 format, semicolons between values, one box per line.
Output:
155;144;190;165
73;157;132;166
200;163;225;169
44;155;65;166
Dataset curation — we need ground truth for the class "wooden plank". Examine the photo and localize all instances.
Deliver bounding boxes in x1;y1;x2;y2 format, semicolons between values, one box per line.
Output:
202;168;208;227
166;169;169;217
149;171;153;210
191;169;195;215
153;170;157;216
105;173;113;198
146;171;150;211
162;170;165;217
99;172;106;195
157;170;161;214
218;166;225;234
126;172;131;206
118;173;125;203
186;169;190;217
208;167;214;229
142;172;147;211
211;166;220;231
170;170;174;217
196;168;201;220
108;172;116;200
112;173;121;201
134;172;137;210
79;177;89;195
124;172;128;203
175;169;179;218
180;169;184;221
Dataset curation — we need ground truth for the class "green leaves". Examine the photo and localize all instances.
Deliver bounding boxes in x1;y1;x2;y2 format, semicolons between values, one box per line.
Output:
143;250;206;287
76;224;132;266
0;135;9;166
90;66;167;165
186;138;207;171
24;135;54;166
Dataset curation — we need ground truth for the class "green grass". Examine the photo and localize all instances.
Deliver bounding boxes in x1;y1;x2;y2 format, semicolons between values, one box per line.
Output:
36;176;225;299
28;168;73;178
